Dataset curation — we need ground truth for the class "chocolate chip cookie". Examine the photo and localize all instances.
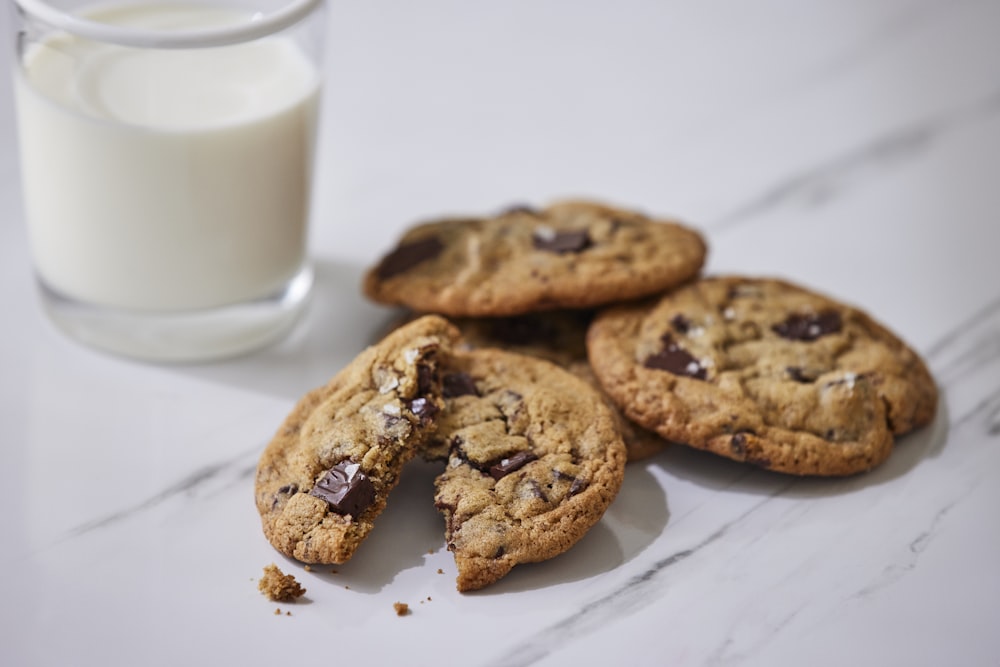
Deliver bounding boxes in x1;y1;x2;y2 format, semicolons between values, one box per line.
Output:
587;277;937;476
362;200;707;317
428;348;628;591
444;310;669;462
254;315;459;563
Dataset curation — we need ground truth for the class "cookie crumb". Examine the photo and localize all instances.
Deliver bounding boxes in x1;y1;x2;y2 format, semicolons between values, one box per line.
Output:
274;608;281;615
393;602;410;616
330;569;339;574
437;569;443;574
258;564;306;602
303;565;312;572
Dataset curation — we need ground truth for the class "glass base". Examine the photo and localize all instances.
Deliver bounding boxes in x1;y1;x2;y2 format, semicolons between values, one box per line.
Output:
38;265;313;363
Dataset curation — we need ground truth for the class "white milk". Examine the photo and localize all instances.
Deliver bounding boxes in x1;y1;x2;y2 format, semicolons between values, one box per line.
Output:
15;3;320;311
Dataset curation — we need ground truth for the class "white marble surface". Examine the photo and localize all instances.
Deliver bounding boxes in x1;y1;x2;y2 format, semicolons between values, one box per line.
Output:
2;1;999;665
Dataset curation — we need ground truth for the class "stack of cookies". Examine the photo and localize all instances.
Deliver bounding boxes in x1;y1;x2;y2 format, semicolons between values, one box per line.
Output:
255;200;937;592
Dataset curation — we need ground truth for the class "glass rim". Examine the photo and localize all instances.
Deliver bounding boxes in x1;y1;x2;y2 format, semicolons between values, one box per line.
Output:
13;0;324;48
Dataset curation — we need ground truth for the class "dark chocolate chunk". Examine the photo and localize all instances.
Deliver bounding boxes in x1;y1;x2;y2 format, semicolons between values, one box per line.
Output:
489;451;538;480
731;432;748;456
309;461;376;517
552;469;587;495
525;479;548;501
643;334;707;380
272;484;299;509
375;236;444;279
407;397;439;423
416;361;436;395
786;366;815;383
670;314;691;334
532;228;592;254
772;310;842;342
443;372;479;398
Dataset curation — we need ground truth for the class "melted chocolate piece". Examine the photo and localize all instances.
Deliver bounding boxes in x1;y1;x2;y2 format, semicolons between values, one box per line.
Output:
772;310;842;342
416;361;436;395
731;433;748;456
407;397;439;423
786;366;815;383
670;314;691;334
489;451;538;480
552;469;587;495
643;334;707;380
309;462;376;517
449;437;488;474
532;228;592;254
272;484;299;509
375;236;444;279
526;479;548;501
442;372;479;398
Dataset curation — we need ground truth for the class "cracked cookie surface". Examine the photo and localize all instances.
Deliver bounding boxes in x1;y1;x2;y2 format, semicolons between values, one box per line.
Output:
587;277;938;476
362;200;707;317
254;315;460;563
428;348;627;591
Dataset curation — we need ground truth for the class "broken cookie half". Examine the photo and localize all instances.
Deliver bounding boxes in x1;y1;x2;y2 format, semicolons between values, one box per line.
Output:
428;348;627;591
254;315;459;563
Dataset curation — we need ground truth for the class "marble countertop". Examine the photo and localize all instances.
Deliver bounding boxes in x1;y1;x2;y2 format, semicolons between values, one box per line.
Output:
2;1;998;665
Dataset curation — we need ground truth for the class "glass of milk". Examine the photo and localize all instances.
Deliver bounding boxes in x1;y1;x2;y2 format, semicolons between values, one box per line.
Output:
11;0;326;362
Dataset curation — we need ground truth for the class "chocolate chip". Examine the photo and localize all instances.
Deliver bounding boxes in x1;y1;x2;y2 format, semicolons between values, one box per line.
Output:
643;334;707;380
772;310;842;342
670;314;691;334
532;228;592;254
309;462;376;517
786;366;815;383
416;361;436;395
489;451;538;480
375;236;444;279
272;484;299;509
731;433;748;456
407;397;439;423
494;546;506;558
442;372;478;398
552;469;587;495
526;479;548;501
